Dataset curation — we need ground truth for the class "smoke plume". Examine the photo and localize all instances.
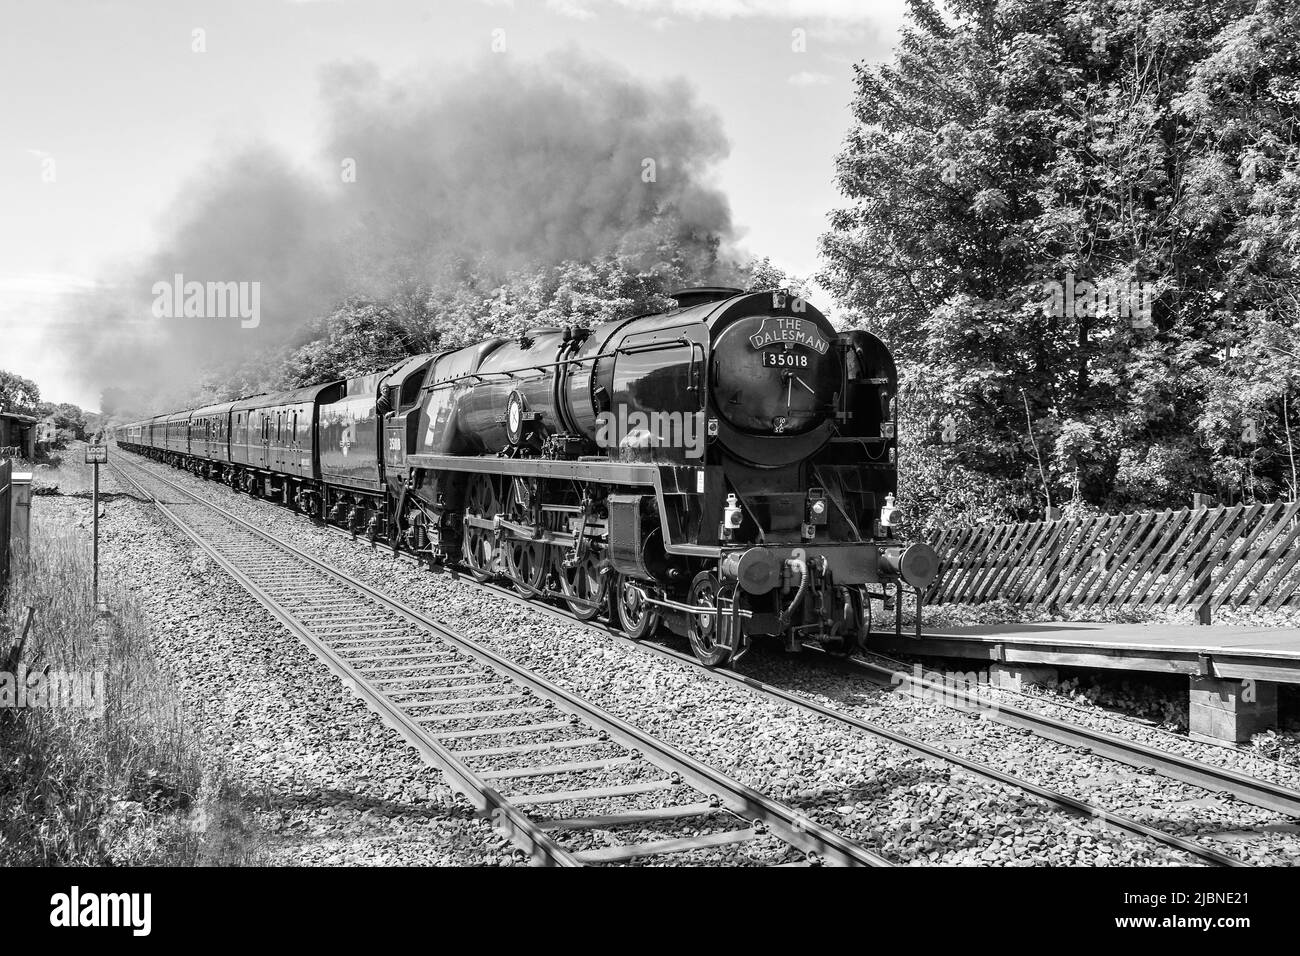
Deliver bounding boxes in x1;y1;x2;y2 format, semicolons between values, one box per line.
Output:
64;51;736;415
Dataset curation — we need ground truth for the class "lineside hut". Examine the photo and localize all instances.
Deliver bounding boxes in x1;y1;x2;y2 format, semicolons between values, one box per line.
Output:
0;411;37;460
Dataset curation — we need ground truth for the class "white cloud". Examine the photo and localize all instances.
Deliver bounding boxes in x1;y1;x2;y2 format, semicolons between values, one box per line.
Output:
655;0;893;18
547;0;597;18
0;273;100;297
477;0;900;21
788;70;832;85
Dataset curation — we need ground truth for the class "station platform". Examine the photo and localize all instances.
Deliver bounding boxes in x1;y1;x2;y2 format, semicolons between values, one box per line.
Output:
872;622;1300;743
873;621;1300;684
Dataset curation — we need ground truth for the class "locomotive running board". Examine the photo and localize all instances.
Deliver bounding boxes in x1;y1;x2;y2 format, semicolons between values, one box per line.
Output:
407;453;666;486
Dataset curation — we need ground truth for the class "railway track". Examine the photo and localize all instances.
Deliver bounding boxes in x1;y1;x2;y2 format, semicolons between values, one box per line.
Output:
313;500;1300;826
110;454;891;867
111;450;1269;866
846;652;1300;816
253;492;1291;861
317;521;1300;864
465;565;1300;819
467;581;1262;866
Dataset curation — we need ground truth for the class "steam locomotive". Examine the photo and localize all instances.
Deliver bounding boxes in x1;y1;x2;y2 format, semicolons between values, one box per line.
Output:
114;287;937;666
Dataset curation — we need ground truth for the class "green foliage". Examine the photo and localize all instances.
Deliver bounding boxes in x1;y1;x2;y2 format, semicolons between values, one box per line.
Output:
423;255;684;347
35;402;88;441
279;299;420;389
0;370;41;416
821;0;1300;529
737;256;811;299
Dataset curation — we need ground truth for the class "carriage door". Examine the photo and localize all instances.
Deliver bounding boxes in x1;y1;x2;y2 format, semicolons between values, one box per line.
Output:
274;412;285;472
259;412;270;470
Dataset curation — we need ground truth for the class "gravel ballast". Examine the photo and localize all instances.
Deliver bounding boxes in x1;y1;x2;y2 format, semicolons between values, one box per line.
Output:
112;454;1284;865
81;464;509;866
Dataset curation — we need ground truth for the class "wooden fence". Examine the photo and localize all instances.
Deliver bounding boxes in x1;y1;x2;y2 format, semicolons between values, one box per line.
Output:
1;459;11;604
924;502;1300;615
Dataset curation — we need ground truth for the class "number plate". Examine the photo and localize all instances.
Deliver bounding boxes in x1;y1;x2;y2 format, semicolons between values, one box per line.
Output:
762;350;809;368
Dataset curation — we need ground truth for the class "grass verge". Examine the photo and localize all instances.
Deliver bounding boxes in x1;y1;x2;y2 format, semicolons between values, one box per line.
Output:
1;458;259;865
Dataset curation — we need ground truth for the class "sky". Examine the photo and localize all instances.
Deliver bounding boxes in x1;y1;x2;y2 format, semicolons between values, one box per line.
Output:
0;0;909;410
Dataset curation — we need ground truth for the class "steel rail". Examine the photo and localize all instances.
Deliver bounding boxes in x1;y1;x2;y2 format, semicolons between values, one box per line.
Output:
499;557;1300;819
357;505;1300;818
464;583;1249;867
111;455;891;868
845;654;1300;818
116;449;1274;866
111;458;580;867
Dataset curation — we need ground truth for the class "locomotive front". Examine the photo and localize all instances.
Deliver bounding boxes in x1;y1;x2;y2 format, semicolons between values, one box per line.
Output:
669;290;939;663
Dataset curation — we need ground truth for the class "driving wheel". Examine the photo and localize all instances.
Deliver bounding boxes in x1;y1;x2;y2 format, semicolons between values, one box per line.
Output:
611;573;658;640
558;550;604;620
686;571;732;667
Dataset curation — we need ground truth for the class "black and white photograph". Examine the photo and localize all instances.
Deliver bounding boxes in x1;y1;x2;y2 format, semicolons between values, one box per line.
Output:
0;0;1293;936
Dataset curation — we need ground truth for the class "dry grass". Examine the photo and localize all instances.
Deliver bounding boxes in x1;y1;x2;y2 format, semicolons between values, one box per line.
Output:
28;446;98;497
0;459;261;865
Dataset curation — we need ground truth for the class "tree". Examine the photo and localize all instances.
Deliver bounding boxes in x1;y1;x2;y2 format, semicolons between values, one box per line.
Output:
35;401;88;440
424;255;687;348
737;257;811;299
280;298;421;388
820;0;1300;526
0;370;41;417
